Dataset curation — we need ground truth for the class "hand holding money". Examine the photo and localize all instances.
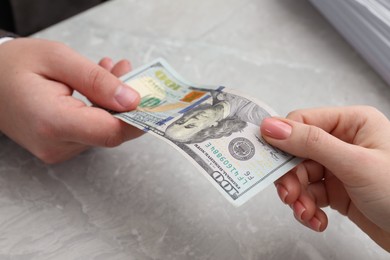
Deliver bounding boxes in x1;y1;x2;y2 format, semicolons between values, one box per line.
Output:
261;107;390;251
0;38;142;163
115;58;301;206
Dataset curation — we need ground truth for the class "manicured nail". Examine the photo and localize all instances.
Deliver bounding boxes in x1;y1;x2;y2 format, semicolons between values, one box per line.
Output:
293;201;306;221
276;184;288;203
114;84;139;109
309;217;322;232
261;118;292;139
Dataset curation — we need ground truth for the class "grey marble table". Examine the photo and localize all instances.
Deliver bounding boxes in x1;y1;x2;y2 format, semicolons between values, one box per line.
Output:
1;0;389;259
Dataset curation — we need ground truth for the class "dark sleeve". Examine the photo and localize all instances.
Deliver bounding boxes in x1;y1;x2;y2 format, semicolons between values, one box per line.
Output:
0;0;14;33
0;29;18;38
11;0;106;36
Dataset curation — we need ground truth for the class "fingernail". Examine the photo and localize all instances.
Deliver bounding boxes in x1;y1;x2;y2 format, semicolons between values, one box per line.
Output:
276;184;288;203
293;201;306;221
309;217;322;232
114;84;139;109
106;57;114;67
261;118;292;139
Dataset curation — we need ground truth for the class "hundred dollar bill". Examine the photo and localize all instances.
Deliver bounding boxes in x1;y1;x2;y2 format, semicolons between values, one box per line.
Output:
115;58;301;206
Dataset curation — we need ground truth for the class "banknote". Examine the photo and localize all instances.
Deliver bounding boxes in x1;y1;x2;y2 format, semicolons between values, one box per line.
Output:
115;58;301;206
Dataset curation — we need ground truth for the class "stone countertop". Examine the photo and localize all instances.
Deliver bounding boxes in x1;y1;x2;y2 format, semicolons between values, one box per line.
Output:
1;0;389;259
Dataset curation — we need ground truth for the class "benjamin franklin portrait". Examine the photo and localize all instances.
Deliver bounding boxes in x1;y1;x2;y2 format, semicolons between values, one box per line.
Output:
164;89;270;144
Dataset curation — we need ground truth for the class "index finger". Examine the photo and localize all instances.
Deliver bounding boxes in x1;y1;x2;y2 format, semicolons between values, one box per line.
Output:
38;41;139;112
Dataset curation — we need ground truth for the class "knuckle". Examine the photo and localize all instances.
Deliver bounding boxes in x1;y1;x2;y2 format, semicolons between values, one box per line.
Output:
96;120;126;148
46;41;70;60
349;106;386;129
356;105;380;116
49;41;68;51
103;126;125;148
38;154;58;164
34;148;60;164
32;123;62;164
85;66;106;94
34;119;58;140
347;105;382;120
304;125;323;153
104;134;124;148
286;110;304;122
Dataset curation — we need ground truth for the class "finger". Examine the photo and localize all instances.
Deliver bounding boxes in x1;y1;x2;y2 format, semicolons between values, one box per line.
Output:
260;117;368;182
292;189;317;222
275;168;328;229
98;57;114;71
111;59;132;77
47;144;90;164
30;140;90;164
55;144;90;163
307;181;329;208
295;160;325;186
42;43;140;112
275;160;324;204
323;173;352;215
274;164;325;224
57;106;144;146
275;169;301;204
293;207;328;232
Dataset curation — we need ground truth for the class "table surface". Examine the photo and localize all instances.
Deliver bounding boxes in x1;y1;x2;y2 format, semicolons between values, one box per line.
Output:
1;0;390;259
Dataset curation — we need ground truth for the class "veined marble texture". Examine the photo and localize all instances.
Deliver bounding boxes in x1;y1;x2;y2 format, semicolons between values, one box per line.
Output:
1;0;389;259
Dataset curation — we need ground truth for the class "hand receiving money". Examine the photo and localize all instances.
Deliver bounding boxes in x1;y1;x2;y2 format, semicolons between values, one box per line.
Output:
114;59;301;206
261;107;390;251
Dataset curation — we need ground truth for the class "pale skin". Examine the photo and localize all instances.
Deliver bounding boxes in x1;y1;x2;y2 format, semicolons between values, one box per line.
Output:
2;38;389;252
260;106;390;252
0;38;143;164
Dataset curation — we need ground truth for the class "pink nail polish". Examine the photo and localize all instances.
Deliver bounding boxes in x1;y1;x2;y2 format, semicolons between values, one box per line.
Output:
293;201;306;221
276;184;288;203
309;217;322;232
261;118;292;139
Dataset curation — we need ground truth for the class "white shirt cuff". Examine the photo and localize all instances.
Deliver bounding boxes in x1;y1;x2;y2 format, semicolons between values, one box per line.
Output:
0;37;14;45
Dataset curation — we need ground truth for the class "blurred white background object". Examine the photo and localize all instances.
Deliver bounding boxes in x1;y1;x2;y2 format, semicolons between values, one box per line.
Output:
310;0;390;85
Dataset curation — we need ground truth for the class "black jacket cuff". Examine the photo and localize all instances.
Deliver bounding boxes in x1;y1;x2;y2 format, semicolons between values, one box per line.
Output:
0;29;18;38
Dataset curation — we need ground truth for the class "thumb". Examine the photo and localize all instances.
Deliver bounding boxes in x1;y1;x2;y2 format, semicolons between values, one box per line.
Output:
260;117;363;175
43;44;140;111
